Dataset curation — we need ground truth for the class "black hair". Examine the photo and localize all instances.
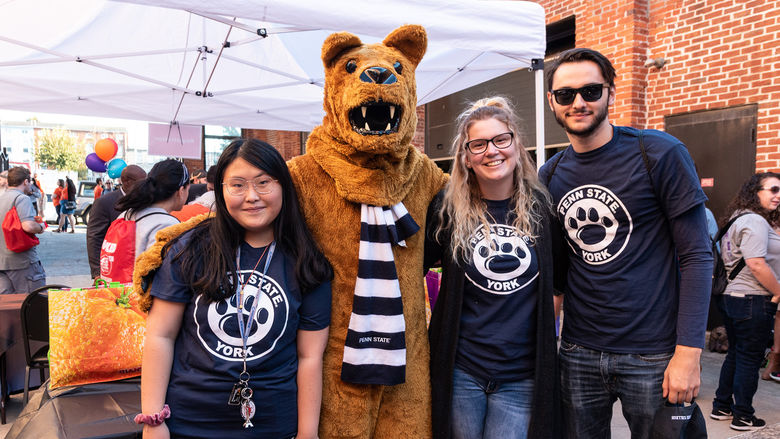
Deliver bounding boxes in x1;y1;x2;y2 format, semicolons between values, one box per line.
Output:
165;139;332;301
545;48;616;91
116;159;189;214
723;172;780;228
65;176;77;201
206;165;217;184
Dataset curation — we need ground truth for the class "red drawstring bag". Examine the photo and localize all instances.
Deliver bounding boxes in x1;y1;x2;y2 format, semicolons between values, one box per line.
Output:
100;211;171;283
2;194;39;253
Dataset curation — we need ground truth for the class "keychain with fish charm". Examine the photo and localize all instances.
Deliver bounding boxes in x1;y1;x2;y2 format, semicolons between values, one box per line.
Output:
240;386;255;428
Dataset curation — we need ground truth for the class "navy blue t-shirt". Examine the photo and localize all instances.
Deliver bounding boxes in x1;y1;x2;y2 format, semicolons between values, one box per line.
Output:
455;198;539;381
150;232;331;439
538;126;707;354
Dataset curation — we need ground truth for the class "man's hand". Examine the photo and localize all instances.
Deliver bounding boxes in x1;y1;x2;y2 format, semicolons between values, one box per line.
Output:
662;345;702;403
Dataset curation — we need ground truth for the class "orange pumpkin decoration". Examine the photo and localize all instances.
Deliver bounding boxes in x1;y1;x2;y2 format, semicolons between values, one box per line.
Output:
49;287;147;389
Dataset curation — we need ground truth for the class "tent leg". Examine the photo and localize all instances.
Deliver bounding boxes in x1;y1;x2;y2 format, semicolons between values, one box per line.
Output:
532;59;546;169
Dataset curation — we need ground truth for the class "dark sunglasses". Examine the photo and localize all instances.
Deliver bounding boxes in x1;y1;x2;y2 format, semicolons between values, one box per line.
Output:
760;186;780;194
551;83;609;105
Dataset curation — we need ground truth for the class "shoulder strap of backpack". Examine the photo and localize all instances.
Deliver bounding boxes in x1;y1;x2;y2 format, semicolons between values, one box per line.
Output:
545;147;568;186
136;211;177;222
715;212;751;280
638;130;655;193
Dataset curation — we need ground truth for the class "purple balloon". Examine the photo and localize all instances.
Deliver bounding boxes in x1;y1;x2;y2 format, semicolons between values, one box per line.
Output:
85;152;107;173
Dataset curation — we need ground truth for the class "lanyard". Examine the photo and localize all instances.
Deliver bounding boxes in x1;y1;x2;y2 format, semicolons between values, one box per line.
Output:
235;241;276;362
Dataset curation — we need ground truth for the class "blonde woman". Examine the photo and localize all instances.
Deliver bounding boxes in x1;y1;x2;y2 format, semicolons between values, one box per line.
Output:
425;97;560;439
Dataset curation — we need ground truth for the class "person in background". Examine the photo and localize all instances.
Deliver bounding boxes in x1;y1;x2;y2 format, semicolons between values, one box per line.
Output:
173;166;218;222
186;168;208;203
28;173;43;216
57;176;77;233
87;165;147;279
711;172;780;431
0;170;8;195
94;177;104;199
110;160;188;259
0;167;46;293
105;180;114;192
52;179;66;230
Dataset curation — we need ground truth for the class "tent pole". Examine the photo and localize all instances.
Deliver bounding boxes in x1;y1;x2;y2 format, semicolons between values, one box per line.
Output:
532;58;545;169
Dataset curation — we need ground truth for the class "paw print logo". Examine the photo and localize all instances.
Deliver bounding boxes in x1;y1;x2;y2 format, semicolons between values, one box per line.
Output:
465;224;538;295
557;185;633;265
473;234;532;281
564;204;618;253
195;271;289;361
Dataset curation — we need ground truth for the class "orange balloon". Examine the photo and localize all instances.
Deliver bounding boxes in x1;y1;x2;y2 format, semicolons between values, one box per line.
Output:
94;138;118;161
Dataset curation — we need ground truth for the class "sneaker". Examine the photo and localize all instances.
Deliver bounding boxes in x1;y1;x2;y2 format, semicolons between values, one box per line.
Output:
771;371;780;382
710;407;733;420
730;415;766;431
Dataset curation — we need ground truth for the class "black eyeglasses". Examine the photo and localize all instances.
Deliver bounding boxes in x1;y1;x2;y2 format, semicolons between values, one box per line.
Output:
465;132;514;154
550;83;609;106
760;186;780;194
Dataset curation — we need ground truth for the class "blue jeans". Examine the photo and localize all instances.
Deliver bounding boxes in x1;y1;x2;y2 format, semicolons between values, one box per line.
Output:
451;367;533;439
559;341;671;439
713;294;777;418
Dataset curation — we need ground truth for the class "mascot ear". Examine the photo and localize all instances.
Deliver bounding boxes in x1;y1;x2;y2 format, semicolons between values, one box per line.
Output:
322;32;363;67
383;24;427;68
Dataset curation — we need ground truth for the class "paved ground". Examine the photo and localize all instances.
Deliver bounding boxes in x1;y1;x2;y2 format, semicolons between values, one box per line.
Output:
2;225;779;437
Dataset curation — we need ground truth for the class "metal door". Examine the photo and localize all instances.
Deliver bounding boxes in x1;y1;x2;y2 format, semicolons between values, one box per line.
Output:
665;105;757;222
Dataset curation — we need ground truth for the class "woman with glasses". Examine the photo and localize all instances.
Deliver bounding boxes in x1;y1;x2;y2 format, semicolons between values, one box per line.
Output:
425;97;560;439
138;139;332;439
711;172;780;432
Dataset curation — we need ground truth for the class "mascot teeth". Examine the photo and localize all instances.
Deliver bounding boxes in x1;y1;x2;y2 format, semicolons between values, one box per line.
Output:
349;102;402;135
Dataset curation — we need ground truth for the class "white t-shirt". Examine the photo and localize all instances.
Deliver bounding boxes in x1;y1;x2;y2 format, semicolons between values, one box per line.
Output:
721;211;780;295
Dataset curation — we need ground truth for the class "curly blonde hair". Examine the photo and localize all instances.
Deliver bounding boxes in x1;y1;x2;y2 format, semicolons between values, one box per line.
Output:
436;96;550;260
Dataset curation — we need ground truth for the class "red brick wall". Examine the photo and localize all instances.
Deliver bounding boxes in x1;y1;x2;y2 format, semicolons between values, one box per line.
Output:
534;0;780;171
242;129;303;161
183;158;204;176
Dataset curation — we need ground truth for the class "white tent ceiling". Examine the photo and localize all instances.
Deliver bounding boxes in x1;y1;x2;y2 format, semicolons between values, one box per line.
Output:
0;0;545;132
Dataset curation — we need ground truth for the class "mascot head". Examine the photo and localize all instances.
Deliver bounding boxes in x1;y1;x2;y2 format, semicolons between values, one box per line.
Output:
319;25;427;159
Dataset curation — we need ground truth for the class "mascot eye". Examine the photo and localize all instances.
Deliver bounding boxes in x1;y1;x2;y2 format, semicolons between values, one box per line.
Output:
393;61;403;74
346;60;357;74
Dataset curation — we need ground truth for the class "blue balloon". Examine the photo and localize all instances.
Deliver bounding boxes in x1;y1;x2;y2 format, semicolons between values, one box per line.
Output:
85;153;107;173
106;158;127;179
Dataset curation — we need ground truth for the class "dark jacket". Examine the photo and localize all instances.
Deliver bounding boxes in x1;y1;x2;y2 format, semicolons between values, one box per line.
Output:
424;191;561;439
186;183;207;203
86;188;123;277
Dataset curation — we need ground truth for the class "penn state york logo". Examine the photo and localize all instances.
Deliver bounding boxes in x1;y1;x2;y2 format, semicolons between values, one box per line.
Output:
557;185;633;265
194;271;288;361
464;224;537;295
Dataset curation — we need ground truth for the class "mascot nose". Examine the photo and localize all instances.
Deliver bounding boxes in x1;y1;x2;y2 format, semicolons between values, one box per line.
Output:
360;67;397;85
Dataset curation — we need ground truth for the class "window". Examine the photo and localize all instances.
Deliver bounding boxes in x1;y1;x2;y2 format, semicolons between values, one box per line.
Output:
204;126;240;168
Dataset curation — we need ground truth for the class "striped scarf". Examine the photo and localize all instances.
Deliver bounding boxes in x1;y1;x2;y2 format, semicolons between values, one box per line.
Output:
341;203;419;385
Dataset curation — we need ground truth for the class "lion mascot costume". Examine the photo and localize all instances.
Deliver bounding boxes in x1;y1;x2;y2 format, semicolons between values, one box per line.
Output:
287;25;447;438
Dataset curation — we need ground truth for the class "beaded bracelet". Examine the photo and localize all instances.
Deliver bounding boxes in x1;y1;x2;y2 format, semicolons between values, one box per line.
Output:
134;404;171;426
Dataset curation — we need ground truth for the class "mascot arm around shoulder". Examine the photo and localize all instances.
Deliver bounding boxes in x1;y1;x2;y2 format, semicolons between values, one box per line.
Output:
288;25;447;439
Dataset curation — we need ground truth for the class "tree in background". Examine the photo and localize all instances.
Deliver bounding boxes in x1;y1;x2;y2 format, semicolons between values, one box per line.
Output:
35;128;86;172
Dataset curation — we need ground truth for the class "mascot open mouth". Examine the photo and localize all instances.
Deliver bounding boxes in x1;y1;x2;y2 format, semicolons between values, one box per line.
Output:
349;101;402;135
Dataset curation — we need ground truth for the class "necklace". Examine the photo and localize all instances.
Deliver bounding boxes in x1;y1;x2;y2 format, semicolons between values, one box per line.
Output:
228;241;276;429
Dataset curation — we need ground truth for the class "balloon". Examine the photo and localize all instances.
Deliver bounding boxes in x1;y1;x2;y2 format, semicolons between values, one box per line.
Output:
94;138;118;161
85;153;107;173
106;158;127;179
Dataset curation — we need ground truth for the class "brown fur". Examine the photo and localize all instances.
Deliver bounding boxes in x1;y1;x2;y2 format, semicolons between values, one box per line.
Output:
288;25;447;438
133;212;213;312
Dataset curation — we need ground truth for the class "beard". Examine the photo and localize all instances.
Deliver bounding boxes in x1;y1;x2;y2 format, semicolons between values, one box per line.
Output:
553;101;609;138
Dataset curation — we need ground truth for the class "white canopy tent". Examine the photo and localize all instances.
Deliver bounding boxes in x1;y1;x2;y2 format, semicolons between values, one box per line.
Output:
0;0;547;163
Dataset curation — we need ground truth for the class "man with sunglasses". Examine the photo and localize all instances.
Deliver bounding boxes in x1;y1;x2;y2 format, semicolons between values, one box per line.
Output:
539;48;713;439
